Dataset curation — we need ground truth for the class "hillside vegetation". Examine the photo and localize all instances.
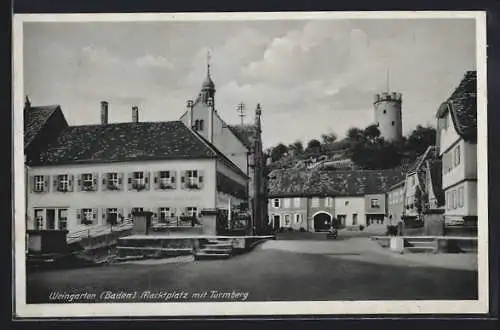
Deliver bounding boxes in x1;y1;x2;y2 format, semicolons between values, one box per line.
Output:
267;124;436;171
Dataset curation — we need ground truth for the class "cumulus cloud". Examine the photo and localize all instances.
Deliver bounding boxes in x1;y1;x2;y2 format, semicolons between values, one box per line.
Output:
135;54;174;69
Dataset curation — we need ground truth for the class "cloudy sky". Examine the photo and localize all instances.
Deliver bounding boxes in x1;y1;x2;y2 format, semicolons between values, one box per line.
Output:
23;18;476;148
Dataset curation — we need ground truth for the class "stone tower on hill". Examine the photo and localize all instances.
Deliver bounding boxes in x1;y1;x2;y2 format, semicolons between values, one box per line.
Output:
373;91;403;142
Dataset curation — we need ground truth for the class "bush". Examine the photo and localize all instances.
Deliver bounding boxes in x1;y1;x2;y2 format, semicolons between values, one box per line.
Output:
359;225;365;231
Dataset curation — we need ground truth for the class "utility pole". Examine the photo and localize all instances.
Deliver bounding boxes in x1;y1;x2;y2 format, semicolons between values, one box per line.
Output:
237;102;246;126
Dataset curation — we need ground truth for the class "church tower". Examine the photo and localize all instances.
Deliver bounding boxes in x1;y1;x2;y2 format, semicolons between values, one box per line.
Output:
197;51;216;105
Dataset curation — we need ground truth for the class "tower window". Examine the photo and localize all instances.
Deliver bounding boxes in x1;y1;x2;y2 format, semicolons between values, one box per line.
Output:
383;110;387;114
199;120;204;131
392;121;395;126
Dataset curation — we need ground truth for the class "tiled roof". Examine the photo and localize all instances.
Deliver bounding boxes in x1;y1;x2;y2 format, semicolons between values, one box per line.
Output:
437;71;477;142
268;168;405;197
24;105;60;149
31;121;221;166
228;124;256;149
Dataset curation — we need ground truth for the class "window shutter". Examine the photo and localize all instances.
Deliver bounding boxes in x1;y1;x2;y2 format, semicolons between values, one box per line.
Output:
76;208;81;220
68;174;74;192
180;171;186;188
93;172;98;190
102;174;107;191
154;171;159;189
77;174;82;191
92;208;97;221
171;207;177;217
44;175;50;192
127;173;133;190
118;208;124;220
102;208;107;220
198;170;205;189
145;172;150;190
118;173;123;186
171;171;177;185
29;175;35;192
53;176;58;191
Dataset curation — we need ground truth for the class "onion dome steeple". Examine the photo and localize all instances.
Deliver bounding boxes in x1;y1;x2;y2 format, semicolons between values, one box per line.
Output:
199;50;215;104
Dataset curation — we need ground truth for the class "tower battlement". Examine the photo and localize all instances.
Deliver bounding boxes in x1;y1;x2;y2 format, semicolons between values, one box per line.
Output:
374;92;402;103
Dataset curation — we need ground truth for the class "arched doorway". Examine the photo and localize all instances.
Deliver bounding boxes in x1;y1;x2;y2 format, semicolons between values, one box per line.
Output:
313;212;332;232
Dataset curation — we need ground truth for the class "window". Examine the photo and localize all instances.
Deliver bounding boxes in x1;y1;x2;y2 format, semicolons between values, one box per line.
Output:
107;172;120;190
283;198;291;208
273;199;281;208
312;197;320;207
452;190;457;209
186;207;197;217
57;174;69;192
184;170;202;189
454;145;461;166
106;208;118;224
199;120;204;131
58;209;68;230
371;199;380;208
344;200;349;206
293;198;301;207
295;214;302;224
383;109;387;114
81;208;94;225
458;187;464;208
410;176;415;186
391;121;395;126
352;213;358;225
81;173;94;191
159;207;170;220
134;171;144;184
159;171;175;189
34;175;45;192
133;207;144;214
34;209;44;230
284;215;291;226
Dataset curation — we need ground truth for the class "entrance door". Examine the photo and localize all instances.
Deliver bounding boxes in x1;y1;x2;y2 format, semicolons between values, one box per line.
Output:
46;209;56;230
313;213;331;232
273;215;280;229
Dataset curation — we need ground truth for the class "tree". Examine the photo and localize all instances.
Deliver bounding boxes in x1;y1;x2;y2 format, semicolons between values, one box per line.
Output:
346;127;365;142
306;139;322;154
270;143;288;162
288;140;304;156
405;125;437;158
321;132;338;145
364;124;381;142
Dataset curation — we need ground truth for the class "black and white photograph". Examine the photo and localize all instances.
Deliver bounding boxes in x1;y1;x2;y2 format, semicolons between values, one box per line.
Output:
13;11;488;317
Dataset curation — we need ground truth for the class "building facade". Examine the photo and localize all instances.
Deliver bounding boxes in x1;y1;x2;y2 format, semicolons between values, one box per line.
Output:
436;71;477;228
387;180;405;224
26;114;248;236
267;169;404;232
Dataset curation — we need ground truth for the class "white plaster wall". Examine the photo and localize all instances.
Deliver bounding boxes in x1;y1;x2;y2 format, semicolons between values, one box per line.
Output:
444;181;477;217
333;197;366;226
27;159;216;234
439;111;461;156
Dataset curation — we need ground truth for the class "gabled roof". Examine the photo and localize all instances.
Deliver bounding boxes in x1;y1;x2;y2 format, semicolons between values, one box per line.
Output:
227;124;256;149
436;70;477;142
268;168;405;198
31;121;222;166
24;105;60;149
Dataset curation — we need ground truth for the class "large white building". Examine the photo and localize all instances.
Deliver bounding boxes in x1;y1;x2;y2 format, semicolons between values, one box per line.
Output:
436;71;477;229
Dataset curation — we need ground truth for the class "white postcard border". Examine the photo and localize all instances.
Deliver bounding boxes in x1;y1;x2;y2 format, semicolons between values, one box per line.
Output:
13;11;489;318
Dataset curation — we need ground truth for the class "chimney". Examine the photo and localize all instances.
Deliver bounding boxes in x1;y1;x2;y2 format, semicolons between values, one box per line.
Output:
132;106;139;123
100;101;109;125
187;100;194;128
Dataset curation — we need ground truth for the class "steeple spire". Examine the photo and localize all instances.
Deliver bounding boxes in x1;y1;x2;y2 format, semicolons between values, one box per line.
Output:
207;49;211;78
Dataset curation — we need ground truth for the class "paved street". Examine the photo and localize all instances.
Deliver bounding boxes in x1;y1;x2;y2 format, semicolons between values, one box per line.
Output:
27;235;478;303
